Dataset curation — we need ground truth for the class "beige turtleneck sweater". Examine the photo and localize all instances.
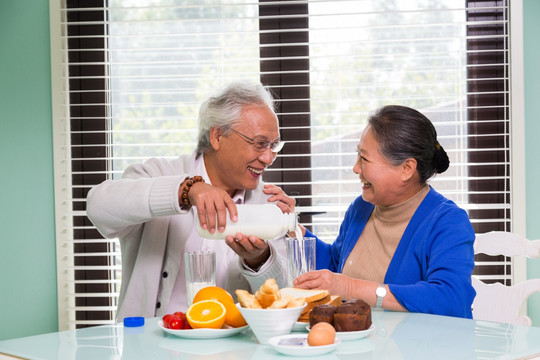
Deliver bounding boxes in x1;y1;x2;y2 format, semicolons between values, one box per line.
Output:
342;185;429;283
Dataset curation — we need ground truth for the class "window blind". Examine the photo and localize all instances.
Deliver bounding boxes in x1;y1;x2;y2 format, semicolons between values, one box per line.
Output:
53;0;512;329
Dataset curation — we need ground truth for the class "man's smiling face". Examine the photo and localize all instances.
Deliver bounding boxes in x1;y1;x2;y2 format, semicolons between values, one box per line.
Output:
209;104;280;194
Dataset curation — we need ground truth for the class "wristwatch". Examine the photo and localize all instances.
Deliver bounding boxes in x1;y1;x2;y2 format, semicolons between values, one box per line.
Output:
376;284;387;308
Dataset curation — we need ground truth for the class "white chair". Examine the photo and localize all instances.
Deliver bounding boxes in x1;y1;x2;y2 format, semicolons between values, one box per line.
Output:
472;231;540;326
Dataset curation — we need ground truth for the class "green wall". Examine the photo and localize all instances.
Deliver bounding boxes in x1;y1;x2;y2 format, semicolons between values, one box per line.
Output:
0;0;538;341
0;0;58;340
524;0;540;325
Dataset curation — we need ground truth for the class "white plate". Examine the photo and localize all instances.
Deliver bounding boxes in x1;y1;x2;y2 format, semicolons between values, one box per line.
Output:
158;321;248;339
291;321;309;332
268;334;340;357
307;323;375;341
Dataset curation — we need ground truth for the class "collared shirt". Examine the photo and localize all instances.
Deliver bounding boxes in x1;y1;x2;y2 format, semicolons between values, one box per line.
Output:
162;154;247;314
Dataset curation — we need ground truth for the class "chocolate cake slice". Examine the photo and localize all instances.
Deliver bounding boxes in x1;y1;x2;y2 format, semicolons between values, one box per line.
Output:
333;299;372;331
309;304;337;327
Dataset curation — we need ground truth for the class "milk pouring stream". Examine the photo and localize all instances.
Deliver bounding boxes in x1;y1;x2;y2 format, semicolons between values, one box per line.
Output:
195;204;297;240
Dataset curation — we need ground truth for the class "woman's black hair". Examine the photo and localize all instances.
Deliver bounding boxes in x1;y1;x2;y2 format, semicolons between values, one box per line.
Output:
368;105;449;184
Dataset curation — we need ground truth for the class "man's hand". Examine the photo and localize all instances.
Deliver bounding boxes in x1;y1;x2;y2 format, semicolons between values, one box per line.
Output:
263;184;296;214
225;233;270;271
182;181;238;234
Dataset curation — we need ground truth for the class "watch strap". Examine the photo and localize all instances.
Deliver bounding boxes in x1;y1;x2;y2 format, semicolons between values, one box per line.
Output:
376;283;386;308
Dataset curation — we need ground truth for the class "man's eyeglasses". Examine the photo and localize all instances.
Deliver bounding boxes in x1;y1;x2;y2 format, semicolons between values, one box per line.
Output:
229;128;285;153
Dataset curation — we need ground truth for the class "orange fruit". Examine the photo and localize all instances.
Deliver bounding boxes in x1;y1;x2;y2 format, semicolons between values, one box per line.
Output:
193;286;234;305
192;286;247;328
222;301;247;328
186;299;226;329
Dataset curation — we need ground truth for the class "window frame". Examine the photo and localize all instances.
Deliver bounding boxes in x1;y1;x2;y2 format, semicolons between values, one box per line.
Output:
507;0;526;287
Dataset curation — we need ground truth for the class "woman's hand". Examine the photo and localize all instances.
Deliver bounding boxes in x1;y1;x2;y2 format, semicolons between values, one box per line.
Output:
182;181;238;235
225;233;270;271
294;270;406;311
263;184;296;214
293;269;354;299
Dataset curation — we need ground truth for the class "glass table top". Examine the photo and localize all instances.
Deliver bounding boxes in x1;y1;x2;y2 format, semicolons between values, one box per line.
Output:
1;310;540;359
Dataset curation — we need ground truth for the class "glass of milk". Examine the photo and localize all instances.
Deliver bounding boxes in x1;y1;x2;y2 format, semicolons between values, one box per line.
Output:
184;251;216;307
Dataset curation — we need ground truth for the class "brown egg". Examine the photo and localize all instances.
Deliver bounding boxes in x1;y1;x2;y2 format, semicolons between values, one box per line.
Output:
307;322;336;346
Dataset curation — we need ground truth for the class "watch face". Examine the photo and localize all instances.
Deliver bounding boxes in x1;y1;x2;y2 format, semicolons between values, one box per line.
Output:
376;286;387;297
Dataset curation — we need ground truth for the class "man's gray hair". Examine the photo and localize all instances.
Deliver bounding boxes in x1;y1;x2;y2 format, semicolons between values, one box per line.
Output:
196;81;276;154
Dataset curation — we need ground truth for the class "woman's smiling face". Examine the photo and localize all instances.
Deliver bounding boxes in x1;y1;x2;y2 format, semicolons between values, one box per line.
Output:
353;125;410;206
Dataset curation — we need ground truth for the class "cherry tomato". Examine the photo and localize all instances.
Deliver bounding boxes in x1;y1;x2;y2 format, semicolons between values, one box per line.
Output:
168;315;183;330
173;311;187;321
183;321;192;329
162;314;174;328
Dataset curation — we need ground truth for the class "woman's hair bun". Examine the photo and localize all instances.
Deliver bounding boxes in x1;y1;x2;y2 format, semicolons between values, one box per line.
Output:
434;145;450;173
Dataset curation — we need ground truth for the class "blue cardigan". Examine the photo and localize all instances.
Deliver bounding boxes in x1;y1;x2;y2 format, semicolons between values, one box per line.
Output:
306;187;476;318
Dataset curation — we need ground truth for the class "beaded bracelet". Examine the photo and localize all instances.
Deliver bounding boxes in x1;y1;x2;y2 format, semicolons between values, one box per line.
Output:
180;176;205;207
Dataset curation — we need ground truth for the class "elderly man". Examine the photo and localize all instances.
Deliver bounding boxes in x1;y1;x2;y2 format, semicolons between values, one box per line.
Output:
87;81;295;320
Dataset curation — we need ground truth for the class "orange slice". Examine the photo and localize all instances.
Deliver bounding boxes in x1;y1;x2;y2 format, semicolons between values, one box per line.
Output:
186;299;226;329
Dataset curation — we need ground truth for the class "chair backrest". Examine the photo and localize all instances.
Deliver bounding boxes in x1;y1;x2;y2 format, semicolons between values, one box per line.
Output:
472;231;540;326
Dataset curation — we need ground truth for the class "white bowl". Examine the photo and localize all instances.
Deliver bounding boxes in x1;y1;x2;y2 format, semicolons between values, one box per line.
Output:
236;302;307;344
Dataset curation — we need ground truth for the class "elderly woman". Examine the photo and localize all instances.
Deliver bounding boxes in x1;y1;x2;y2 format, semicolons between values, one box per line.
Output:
294;105;476;318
